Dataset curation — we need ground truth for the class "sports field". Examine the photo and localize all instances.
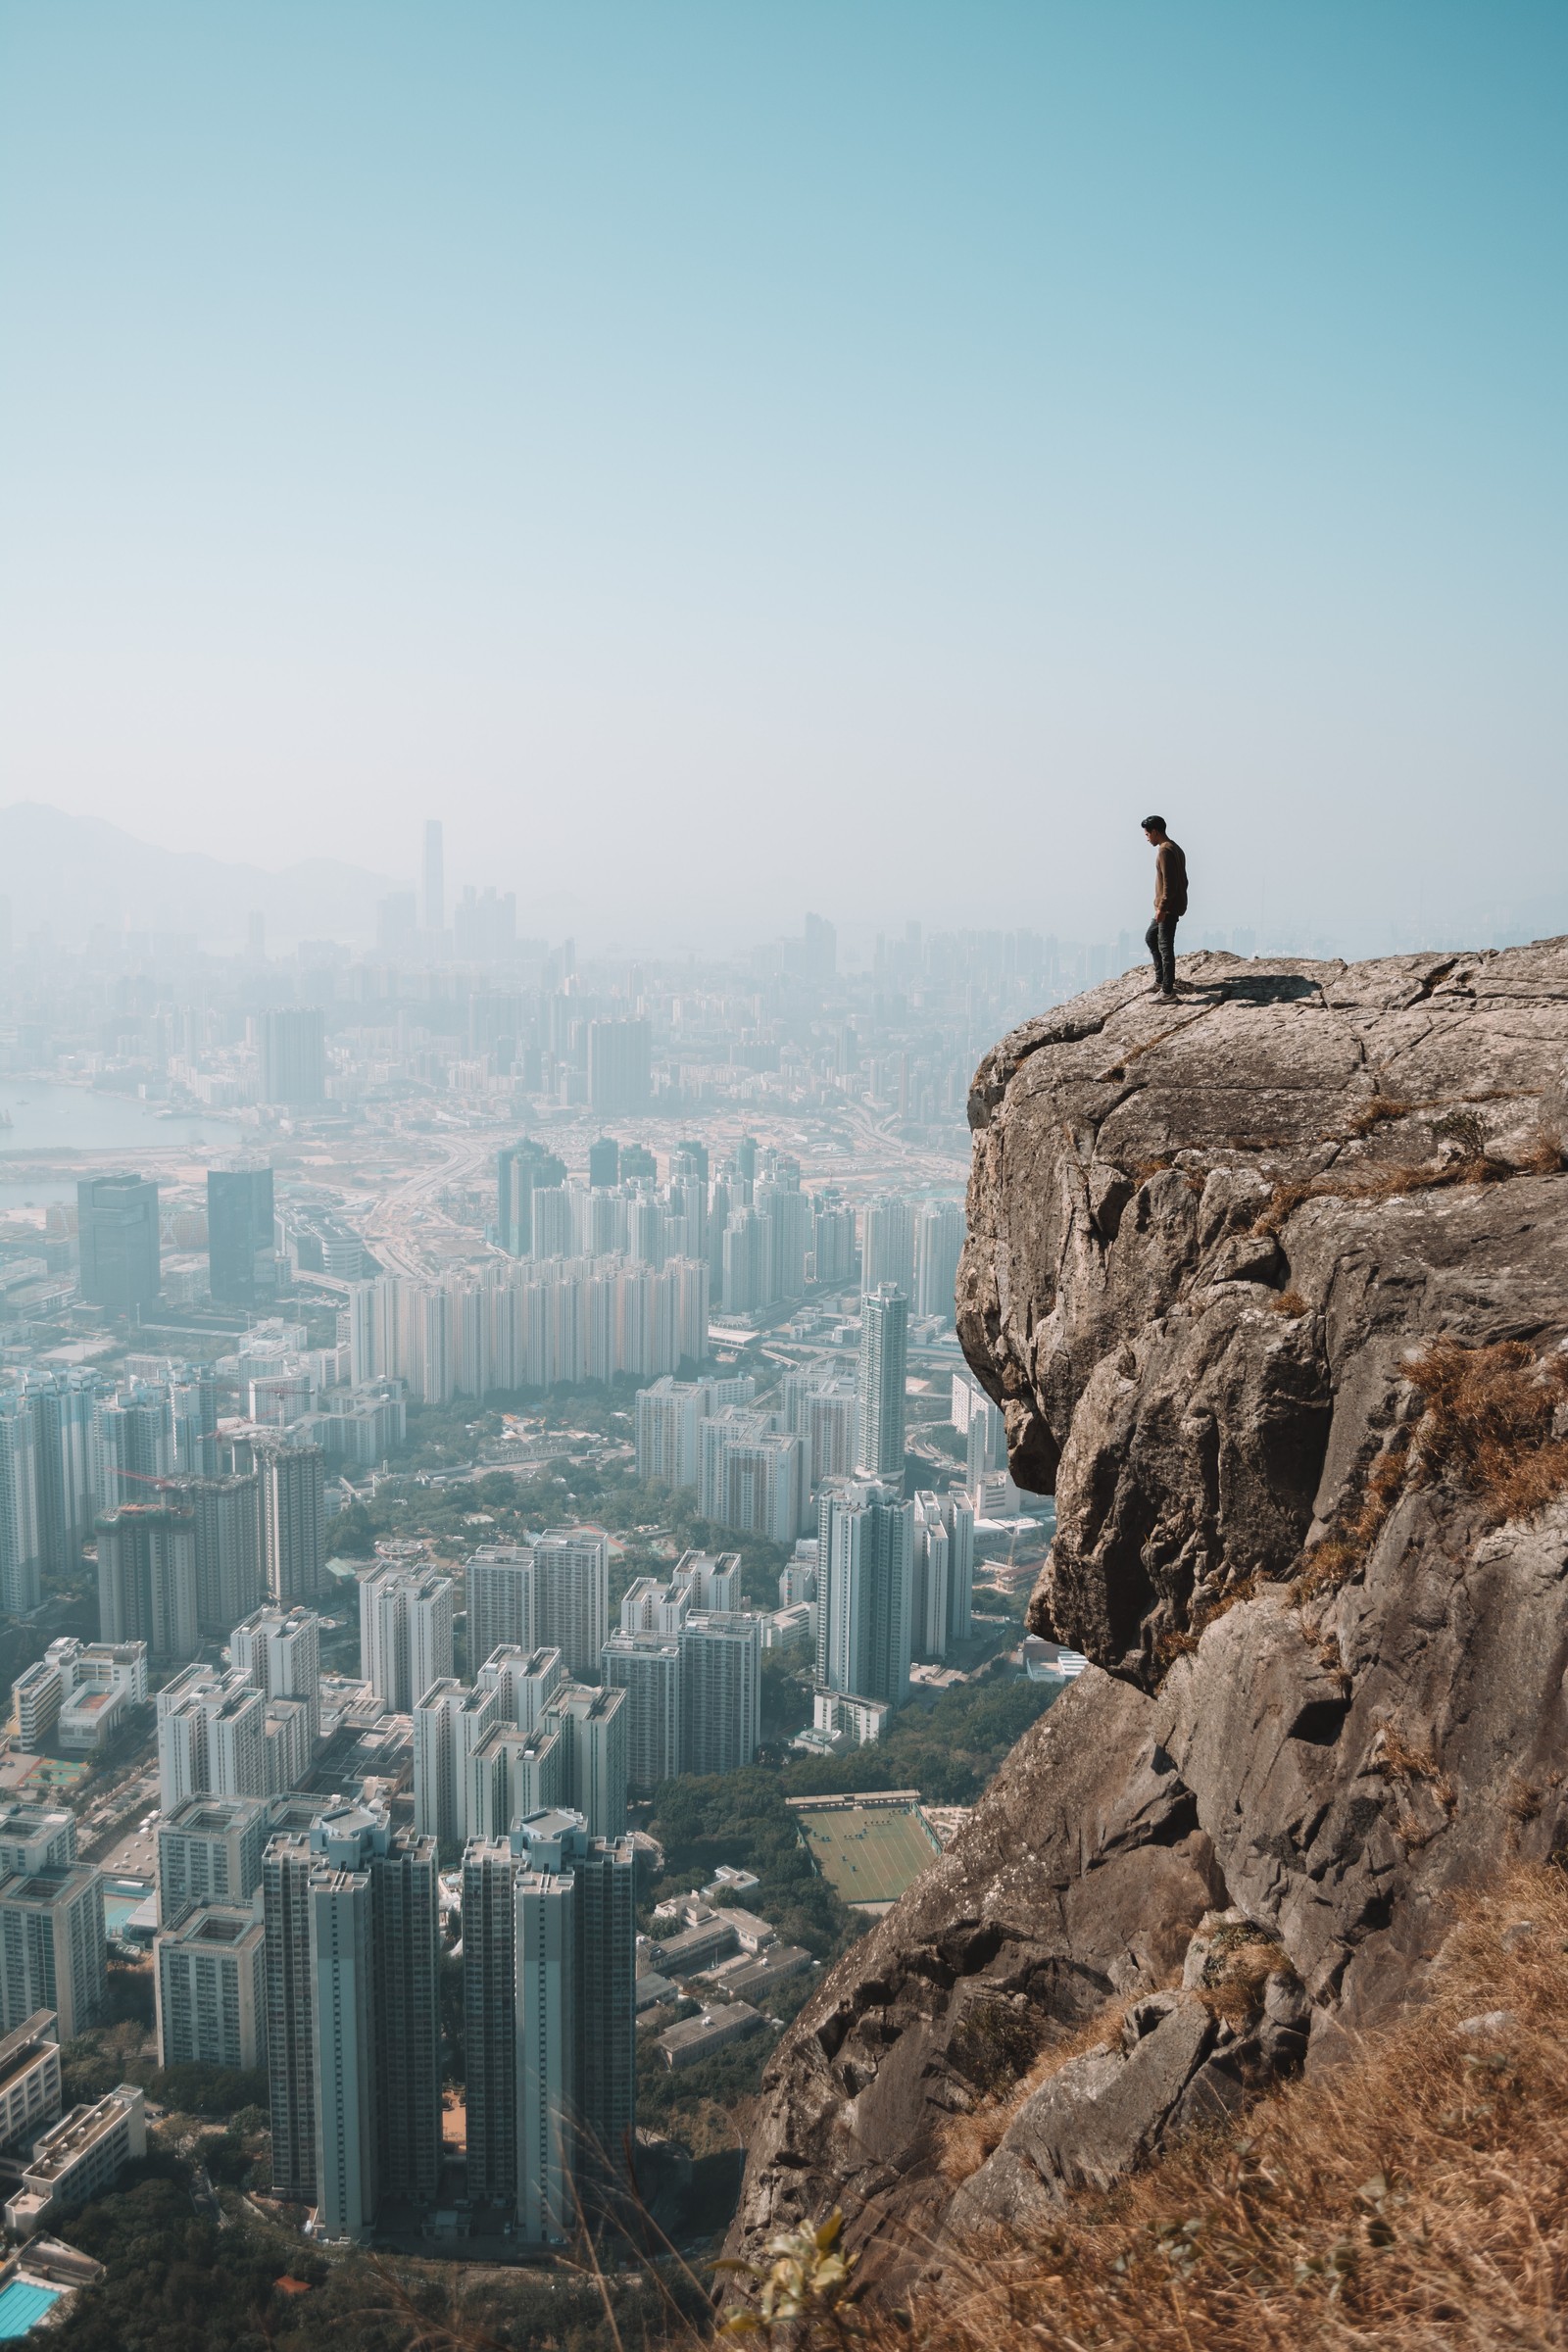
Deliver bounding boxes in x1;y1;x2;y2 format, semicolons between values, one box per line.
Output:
795;1803;941;1906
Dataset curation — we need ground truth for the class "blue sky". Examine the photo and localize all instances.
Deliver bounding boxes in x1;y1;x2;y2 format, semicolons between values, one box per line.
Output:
0;2;1563;948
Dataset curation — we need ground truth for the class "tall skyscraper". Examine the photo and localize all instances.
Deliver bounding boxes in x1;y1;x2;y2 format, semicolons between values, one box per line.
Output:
530;1529;610;1685
817;1480;913;1713
465;1810;636;2242
587;1137;619;1188
912;1200;966;1325
231;1606;322;1739
76;1175;160;1316
157;1668;269;1810
96;1503;199;1658
860;1197;914;1299
0;1391;41;1618
698;1409;806;1544
359;1568;455;1713
0;1863;107;2040
545;1684;628;1839
259;1008;325;1107
413;1679;499;1847
254;1441;325;1606
857;1284;908;1480
207;1165;276;1304
24;1370;105;1578
586;1018;651;1115
466;1545;534;1673
422;819;445;939
100;1384;171;1506
911;1488;976;1658
160;1472;263;1640
155;1905;268;2070
678;1614;761;1776
157;1794;271;1929
265;1804;440;2242
496;1141;567;1257
600;1634;683;1796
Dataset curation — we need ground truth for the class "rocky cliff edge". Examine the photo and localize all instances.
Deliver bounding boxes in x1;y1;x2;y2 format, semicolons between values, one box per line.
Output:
728;943;1568;2290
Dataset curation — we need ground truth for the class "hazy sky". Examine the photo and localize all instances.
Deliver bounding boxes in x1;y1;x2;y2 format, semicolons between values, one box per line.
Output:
0;3;1563;950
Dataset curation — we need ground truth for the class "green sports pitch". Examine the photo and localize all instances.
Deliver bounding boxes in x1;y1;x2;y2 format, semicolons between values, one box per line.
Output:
794;1803;941;1906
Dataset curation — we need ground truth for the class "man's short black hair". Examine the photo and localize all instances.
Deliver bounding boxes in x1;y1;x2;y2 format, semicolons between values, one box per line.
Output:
1142;814;1166;832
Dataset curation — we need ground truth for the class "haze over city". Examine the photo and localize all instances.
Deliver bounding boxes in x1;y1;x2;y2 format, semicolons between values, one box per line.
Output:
0;6;1563;2345
2;2;1564;950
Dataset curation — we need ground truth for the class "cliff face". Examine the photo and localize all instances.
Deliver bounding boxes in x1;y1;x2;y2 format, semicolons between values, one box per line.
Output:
729;945;1568;2288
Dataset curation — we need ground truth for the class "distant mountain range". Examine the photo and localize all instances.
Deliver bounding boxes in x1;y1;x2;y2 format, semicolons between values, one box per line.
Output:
0;802;400;950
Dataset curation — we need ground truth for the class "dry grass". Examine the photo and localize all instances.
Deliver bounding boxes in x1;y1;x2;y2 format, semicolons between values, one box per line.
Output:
1298;1338;1568;1603
1250;1116;1563;1239
936;1992;1152;2186
1346;1095;1415;1135
1404;1336;1568;1523
857;1863;1568;2352
1272;1289;1308;1316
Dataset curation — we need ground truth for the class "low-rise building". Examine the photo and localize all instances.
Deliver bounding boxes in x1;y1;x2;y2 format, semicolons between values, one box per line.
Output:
700;1943;812;2001
3;2086;146;2238
655;2002;764;2070
0;2013;62;2153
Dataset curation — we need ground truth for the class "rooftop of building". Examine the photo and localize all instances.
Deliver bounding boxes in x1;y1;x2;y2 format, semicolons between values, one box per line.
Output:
0;1866;98;1909
0;2015;59;2096
22;2089;141;2186
164;1905;264;1949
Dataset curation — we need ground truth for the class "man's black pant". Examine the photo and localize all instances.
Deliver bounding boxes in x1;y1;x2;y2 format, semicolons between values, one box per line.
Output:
1146;914;1179;994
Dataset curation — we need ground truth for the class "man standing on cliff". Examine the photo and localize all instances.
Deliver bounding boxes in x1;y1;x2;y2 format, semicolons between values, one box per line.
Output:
1143;815;1188;1001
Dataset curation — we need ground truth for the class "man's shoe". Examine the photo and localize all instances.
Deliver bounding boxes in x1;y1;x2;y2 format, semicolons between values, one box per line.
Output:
1159;990;1178;1003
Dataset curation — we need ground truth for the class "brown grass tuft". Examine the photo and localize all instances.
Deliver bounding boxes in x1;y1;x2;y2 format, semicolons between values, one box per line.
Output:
1297;1443;1410;1601
1517;1126;1566;1175
1273;1289;1308;1316
1347;1096;1414;1135
1405;1336;1568;1523
845;1863;1568;2352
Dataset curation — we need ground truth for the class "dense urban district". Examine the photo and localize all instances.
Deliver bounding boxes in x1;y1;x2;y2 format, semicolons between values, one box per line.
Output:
0;825;1083;2348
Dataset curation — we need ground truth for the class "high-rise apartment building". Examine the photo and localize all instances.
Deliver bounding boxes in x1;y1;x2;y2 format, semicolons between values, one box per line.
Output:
0;1805;74;1882
856;1285;908;1480
816;1480;913;1713
476;1643;566;1733
678;1614;761;1776
421;819;444;938
159;1472;263;1640
413;1680;499;1848
76;1175;160;1317
860;1197;914;1300
0;1863;107;2040
911;1489;976;1657
530;1529;610;1685
634;1373;757;1490
545;1685;628;1839
259;1008;325;1107
96;1504;198;1659
466;1722;565;1841
100;1384;171;1506
231;1606;322;1739
24;1370;105;1578
255;1441;325;1606
496;1141;567;1257
207;1166;276;1304
466;1545;534;1674
358;1568;455;1713
912;1200;965;1324
587;1137;619;1189
698;1409;806;1544
155;1905;268;2071
265;1804;440;2241
0;1392;41;1619
157;1794;272;1929
781;1368;859;1490
586;1018;651;1115
464;1810;636;2241
599;1634;682;1795
156;1668;269;1811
